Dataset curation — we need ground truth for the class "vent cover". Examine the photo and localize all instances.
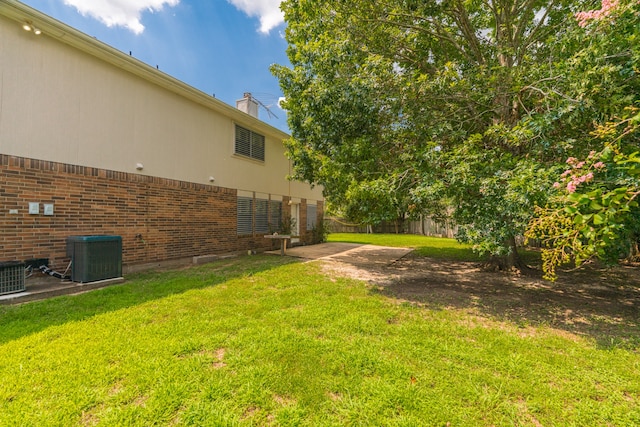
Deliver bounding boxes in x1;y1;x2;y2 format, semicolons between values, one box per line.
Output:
0;261;25;295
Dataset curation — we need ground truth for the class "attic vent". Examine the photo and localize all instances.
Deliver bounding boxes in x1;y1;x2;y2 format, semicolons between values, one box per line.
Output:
235;125;265;161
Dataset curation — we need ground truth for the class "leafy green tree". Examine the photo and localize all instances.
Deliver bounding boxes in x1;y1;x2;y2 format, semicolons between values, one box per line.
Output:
273;0;637;269
273;3;413;224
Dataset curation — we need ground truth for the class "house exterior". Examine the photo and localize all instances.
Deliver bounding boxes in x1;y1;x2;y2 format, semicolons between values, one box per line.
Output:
0;0;324;272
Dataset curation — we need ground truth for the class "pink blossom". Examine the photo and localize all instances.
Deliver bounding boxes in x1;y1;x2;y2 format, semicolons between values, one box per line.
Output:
572;172;594;184
575;0;619;27
576;161;585;169
567;181;577;193
594;161;606;170
553;182;561;189
588;151;597;159
561;170;571;178
566;157;577;165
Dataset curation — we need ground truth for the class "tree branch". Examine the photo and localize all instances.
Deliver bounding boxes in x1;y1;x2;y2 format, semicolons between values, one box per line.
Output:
520;84;581;103
450;0;486;64
362;13;478;64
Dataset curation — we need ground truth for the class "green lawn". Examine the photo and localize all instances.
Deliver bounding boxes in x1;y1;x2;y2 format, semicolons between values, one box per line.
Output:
328;232;483;261
328;232;542;265
0;242;638;426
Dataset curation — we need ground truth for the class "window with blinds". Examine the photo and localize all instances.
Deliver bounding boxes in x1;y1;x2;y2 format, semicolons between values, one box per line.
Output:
235;125;265;161
237;196;253;235
238;196;286;236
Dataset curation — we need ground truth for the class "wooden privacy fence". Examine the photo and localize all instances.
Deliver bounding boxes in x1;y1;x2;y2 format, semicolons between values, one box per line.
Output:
406;217;458;238
326;216;458;238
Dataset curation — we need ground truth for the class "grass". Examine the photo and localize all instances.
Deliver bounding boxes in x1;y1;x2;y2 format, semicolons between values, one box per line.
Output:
0;242;638;425
328;232;543;265
328;232;484;261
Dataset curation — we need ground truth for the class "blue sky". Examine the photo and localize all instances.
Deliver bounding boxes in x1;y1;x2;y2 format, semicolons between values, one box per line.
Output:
20;0;291;131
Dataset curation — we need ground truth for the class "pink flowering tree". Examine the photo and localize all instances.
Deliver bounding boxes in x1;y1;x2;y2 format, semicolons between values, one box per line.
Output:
527;111;640;280
524;0;640;280
575;0;620;27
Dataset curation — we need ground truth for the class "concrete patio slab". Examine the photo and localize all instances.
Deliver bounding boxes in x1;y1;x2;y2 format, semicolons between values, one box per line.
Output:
273;243;414;285
280;242;364;259
0;276;125;305
282;242;413;263
274;242;413;285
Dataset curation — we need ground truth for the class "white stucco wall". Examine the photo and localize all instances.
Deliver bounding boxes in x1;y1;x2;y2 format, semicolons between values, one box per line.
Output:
0;6;323;202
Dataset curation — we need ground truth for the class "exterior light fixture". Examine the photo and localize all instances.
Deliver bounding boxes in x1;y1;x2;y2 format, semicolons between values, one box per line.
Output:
22;22;41;35
209;176;215;182
136;163;144;170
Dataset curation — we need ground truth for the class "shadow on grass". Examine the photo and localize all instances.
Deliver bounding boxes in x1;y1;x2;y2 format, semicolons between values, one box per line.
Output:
375;253;640;349
0;256;297;345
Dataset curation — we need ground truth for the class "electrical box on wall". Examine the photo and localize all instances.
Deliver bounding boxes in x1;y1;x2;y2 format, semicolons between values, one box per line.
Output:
44;204;54;216
28;202;39;215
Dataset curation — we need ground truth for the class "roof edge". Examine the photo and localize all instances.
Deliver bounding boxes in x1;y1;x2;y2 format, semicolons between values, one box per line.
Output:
0;0;289;140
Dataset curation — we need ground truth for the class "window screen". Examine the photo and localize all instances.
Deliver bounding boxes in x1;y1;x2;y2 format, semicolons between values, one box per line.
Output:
235;126;251;158
251;132;265;161
237;196;253;235
269;200;282;232
255;198;269;234
306;204;317;230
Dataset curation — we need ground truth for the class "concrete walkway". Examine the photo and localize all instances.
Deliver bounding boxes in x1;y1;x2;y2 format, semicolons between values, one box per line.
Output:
278;243;414;285
283;242;413;265
281;242;365;259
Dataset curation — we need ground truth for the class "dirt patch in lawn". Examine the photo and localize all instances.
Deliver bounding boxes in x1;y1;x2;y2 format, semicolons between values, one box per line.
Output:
320;252;640;349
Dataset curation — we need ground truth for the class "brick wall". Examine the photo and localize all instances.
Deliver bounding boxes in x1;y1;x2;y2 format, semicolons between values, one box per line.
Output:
0;155;280;270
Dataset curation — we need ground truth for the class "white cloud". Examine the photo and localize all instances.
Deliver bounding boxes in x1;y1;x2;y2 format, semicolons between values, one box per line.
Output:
63;0;180;34
226;0;284;34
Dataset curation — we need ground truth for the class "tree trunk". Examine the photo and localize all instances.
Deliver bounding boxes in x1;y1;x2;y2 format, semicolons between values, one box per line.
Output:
626;238;640;262
484;236;529;272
